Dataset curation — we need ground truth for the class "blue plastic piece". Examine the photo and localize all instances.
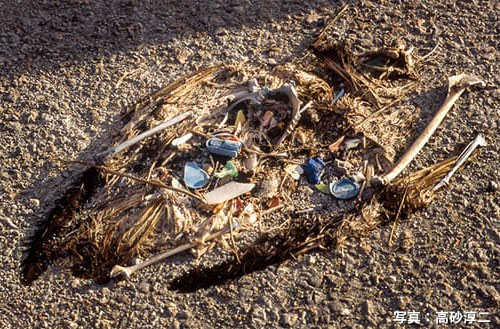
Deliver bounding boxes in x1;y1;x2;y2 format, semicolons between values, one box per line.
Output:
332;88;345;104
303;157;325;185
184;161;209;189
329;178;360;200
206;138;242;158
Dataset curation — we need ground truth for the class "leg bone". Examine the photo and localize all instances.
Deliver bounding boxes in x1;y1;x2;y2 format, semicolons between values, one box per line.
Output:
110;220;238;279
381;73;485;184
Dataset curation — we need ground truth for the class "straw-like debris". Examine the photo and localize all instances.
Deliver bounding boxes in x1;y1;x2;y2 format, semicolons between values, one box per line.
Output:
382;157;458;215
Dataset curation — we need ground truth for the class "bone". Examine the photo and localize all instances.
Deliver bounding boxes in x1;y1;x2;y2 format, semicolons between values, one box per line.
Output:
274;84;303;148
381;73;485;184
225;93;264;113
98;111;192;161
110;220;238;279
433;134;486;191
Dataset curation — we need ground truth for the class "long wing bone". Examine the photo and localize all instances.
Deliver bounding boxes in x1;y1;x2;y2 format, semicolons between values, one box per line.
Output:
379;73;485;185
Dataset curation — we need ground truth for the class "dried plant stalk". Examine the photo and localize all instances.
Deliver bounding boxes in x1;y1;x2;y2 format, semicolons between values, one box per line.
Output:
387;156;457;211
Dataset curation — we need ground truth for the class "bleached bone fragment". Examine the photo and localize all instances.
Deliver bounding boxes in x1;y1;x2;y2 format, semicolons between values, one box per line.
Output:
99;111;192;161
433;134;486;191
274;84;303;147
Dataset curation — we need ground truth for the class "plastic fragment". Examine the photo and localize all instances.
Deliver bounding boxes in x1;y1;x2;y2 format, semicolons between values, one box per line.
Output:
203;181;255;205
344;138;361;150
241;203;257;225
233;198;244;216
235;110;246;128
284;164;303;180
218;112;229;128
328;135;345;152
206;138;242;158
172;133;193;147
332;87;345;104
183;161;210;189
171;177;186;190
267;196;281;208
303;157;325;184
244;154;258;171
329;178;360;200
351;172;365;183
214;161;238;179
315;183;330;195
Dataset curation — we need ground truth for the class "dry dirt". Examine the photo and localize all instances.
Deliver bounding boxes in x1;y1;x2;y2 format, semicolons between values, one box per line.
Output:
1;0;499;328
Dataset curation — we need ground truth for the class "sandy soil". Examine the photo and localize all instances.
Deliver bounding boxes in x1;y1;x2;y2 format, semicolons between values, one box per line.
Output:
1;0;499;328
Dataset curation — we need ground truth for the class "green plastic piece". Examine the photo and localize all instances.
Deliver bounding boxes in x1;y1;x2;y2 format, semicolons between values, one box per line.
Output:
315;183;330;195
214;161;238;179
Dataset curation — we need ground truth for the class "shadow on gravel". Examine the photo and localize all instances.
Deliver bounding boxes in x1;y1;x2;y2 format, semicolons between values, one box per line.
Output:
20;127;116;285
0;0;340;76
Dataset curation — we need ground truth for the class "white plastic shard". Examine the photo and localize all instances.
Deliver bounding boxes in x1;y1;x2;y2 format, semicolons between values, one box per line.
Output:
244;154;259;171
285;164;304;180
344;138;362;150
171;133;193;147
203;181;255;205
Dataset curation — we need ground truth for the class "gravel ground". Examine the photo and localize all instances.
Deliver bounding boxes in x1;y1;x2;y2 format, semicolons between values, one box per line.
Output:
1;0;499;328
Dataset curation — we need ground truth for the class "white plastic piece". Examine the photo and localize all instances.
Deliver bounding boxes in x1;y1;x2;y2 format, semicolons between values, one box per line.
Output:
171;133;193;147
344;138;361;150
203;181;255;205
285;164;304;180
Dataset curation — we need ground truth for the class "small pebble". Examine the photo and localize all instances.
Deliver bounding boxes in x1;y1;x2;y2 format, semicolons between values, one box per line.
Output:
362;300;373;316
488;181;498;192
176;310;189;320
130;257;142;266
281;313;298;326
385;275;397;284
29;198;40;208
138;281;150;294
70;279;81;289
